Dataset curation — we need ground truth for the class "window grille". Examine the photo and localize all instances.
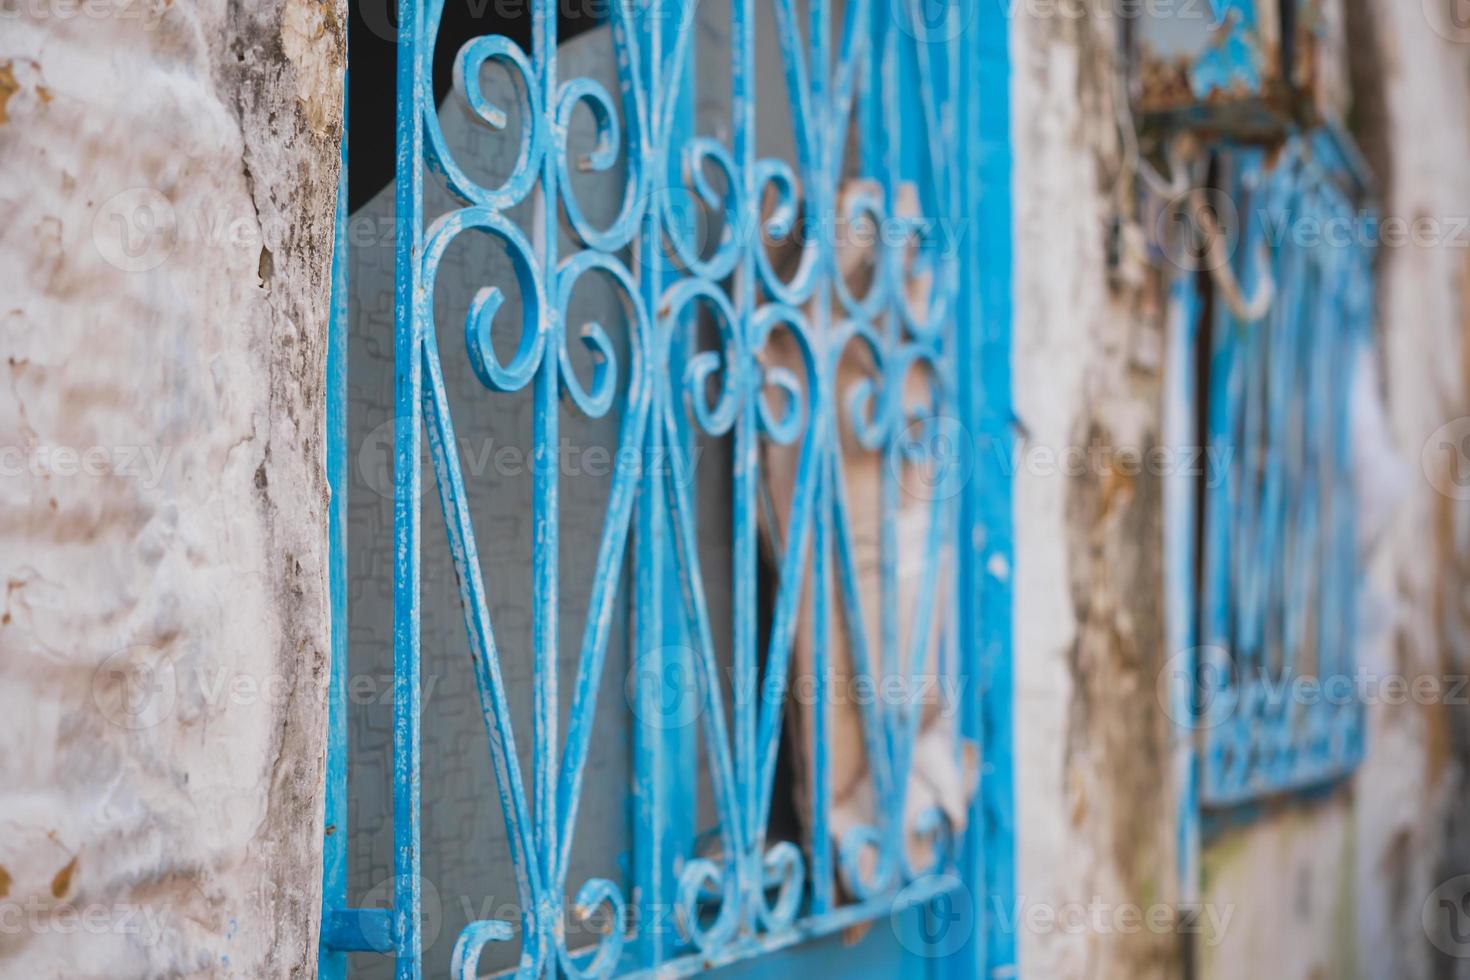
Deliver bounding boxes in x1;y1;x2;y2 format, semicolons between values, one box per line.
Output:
319;0;1015;976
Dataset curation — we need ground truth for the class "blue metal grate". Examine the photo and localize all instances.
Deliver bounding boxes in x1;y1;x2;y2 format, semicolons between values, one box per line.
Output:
1196;132;1374;808
321;0;1014;975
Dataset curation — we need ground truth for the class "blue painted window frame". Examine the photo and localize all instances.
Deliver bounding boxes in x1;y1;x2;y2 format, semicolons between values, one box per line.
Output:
319;0;1016;975
1197;130;1374;810
1167;126;1376;836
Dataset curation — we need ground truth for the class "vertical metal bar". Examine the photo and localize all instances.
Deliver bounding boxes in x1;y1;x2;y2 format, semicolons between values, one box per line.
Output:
1199;153;1240;802
319;61;350;980
531;0;562;911
810;446;833;918
393;0;425;972
872;0;901;796
633;0;696;964
807;0;835;920
1341;226;1373;771
731;0;759;879
631;0;665;951
962;0;1016;973
1232;166;1265;678
632;357;684;968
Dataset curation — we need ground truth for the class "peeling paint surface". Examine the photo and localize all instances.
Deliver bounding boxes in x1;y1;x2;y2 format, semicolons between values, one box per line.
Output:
1196;2;1470;978
1016;1;1470;977
1013;9;1183;977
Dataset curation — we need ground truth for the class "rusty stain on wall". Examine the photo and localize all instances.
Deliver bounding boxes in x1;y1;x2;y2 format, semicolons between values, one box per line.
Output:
0;62;16;124
280;0;345;137
1064;418;1177;978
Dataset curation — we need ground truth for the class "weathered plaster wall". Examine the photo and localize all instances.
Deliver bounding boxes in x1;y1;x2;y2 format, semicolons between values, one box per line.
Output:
1012;1;1470;978
0;2;343;976
1012;6;1183;977
1347;5;1470;980
1195;3;1470;979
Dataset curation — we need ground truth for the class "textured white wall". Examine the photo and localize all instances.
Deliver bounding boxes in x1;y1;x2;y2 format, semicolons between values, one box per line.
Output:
1011;5;1183;974
1354;3;1470;976
1010;2;1470;978
0;2;342;976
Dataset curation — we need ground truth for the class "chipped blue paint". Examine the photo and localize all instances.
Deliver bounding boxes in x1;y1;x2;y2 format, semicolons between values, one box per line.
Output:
319;70;350;980
390;0;427;972
321;0;1013;974
629;0;696;969
1135;0;1327;134
1194;133;1374;810
954;1;1016;974
1187;0;1264;101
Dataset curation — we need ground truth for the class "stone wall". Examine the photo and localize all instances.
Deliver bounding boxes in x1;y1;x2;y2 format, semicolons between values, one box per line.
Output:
0;1;343;976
